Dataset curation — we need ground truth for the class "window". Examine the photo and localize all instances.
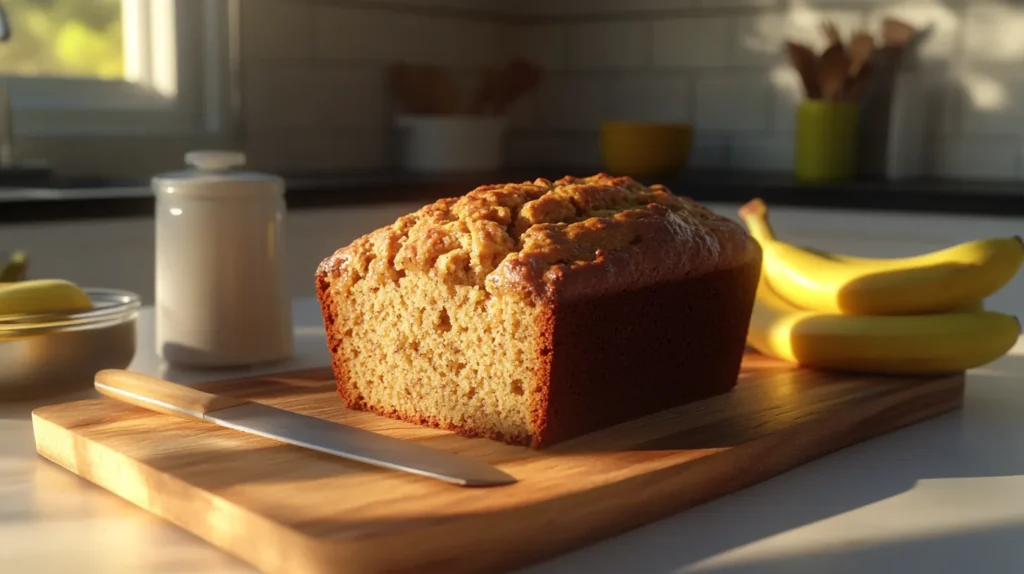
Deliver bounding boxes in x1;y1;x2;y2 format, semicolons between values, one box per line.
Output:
0;0;240;178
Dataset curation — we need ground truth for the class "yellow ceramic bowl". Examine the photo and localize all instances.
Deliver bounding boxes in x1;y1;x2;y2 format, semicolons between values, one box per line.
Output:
599;121;692;178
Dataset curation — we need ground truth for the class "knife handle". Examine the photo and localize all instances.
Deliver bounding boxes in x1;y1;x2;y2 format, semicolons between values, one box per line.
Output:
95;369;250;421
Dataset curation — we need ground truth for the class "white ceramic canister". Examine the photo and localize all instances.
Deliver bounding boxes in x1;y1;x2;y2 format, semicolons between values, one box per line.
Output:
153;150;293;367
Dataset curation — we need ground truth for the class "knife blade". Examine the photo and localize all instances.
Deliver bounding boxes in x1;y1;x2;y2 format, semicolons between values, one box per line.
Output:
93;369;517;487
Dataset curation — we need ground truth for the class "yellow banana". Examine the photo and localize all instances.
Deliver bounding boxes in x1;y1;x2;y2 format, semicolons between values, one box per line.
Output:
747;272;1020;375
738;198;1024;315
0;279;93;316
953;299;985;313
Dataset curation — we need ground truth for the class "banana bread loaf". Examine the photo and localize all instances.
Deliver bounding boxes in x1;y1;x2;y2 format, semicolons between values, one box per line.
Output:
315;174;762;448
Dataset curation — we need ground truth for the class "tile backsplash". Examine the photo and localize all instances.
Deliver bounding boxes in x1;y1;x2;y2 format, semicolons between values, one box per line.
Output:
240;0;1024;182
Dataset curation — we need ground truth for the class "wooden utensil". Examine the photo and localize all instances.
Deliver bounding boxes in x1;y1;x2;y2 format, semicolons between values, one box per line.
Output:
882;17;915;48
816;19;851;101
469;68;497;114
33;357;966;574
493;58;543;115
819;43;851;101
880;18;916;69
848;31;875;78
820;19;843;47
840;31;876;102
389;63;461;115
389;62;429;114
420;64;461;115
844;60;873;103
786;41;822;99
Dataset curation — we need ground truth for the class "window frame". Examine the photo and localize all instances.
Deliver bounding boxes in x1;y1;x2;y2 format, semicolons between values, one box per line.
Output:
1;0;241;177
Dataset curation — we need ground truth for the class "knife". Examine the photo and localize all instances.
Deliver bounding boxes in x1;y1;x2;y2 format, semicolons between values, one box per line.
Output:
93;369;517;487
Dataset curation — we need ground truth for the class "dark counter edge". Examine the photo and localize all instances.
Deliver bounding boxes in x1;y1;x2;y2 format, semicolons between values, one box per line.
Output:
2;169;1023;223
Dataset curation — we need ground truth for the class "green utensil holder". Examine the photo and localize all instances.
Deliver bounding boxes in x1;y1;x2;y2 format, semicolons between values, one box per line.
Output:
794;101;859;183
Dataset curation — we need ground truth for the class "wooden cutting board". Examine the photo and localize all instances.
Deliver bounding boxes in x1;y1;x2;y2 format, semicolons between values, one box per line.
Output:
32;352;964;574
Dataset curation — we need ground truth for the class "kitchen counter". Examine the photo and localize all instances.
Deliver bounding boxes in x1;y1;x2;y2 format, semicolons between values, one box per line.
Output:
2;300;1023;574
2;168;1023;223
3;200;1024;573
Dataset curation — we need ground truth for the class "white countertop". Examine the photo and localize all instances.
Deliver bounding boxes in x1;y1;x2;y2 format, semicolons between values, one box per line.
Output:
2;299;1023;573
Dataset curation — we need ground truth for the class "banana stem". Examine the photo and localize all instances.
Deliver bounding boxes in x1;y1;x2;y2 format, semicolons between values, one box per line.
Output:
737;198;777;243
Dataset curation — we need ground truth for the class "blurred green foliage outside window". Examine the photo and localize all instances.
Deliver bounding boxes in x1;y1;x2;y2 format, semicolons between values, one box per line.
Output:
0;0;123;79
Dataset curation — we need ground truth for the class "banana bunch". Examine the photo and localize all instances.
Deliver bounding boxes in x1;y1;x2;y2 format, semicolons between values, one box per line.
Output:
738;199;1022;375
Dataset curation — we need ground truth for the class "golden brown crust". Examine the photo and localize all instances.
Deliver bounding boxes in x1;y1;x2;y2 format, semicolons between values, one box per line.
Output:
316;174;759;303
527;304;555;448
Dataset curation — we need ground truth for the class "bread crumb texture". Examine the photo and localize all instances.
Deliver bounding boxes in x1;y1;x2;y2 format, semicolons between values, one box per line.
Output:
317;174;756;445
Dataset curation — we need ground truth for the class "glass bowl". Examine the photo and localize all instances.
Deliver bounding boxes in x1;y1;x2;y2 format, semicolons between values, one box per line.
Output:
0;288;141;400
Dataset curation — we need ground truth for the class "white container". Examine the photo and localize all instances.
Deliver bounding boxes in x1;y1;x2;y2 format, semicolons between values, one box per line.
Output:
153;150;293;368
396;115;507;174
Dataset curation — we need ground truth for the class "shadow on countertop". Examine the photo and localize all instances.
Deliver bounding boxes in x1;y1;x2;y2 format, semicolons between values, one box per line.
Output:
2;168;1023;223
517;353;1024;574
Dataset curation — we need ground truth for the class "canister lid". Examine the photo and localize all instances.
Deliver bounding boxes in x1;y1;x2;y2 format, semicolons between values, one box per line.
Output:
185;150;247;171
152;150;285;197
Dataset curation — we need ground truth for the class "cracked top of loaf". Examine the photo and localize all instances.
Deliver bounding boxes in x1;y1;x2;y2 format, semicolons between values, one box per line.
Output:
317;174;760;301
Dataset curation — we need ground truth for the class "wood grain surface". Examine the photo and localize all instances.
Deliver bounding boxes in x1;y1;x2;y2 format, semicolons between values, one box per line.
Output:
31;352;965;574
